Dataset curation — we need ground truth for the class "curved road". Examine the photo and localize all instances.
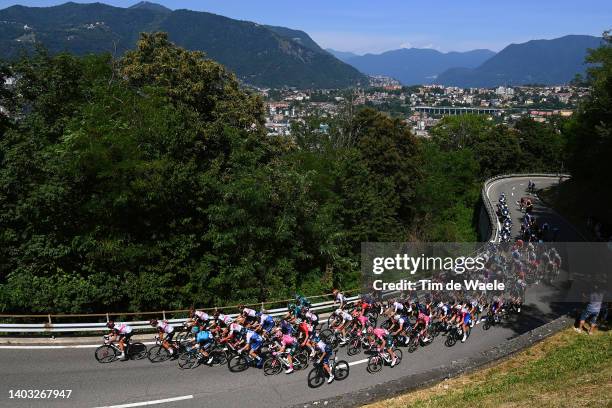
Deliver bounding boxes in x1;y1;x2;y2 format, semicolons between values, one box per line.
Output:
0;176;582;408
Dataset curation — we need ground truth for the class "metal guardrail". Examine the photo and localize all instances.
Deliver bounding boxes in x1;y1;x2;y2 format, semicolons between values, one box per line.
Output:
481;173;570;243
0;295;360;333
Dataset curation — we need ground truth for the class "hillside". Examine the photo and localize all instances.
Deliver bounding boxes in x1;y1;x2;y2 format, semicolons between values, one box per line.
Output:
0;2;366;88
437;35;603;87
335;48;496;85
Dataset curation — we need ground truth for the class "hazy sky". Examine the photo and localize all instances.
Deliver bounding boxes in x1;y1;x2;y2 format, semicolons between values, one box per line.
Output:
0;1;610;54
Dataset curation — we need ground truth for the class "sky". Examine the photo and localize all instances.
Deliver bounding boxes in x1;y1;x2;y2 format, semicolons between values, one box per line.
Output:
0;0;610;54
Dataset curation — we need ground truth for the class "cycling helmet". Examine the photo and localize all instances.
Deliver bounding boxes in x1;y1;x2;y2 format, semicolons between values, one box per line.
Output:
367;326;374;334
149;319;158;327
106;321;115;329
335;309;342;315
191;326;200;334
393;314;401;320
437;302;444;308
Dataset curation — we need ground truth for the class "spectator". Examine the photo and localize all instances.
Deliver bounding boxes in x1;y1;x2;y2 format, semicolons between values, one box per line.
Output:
575;287;604;335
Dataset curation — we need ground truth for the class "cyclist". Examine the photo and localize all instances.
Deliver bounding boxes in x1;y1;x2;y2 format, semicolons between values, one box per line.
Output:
369;326;398;367
238;328;264;368
255;311;275;334
273;329;298;374
313;335;335;383
189;308;211;327
149;319;176;356
192;325;215;364
106;321;133;360
415;311;432;343
304;309;319;331
460;304;472;342
332;289;346;309
334;308;353;345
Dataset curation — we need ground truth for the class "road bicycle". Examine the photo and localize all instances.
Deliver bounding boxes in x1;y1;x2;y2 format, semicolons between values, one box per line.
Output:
177;342;227;369
94;335;147;363
307;356;349;388
366;347;403;373
263;349;309;375
444;324;471;347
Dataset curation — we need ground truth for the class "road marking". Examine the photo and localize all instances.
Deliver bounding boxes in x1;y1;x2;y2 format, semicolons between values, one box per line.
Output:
0;341;156;349
348;358;368;366
92;395;193;408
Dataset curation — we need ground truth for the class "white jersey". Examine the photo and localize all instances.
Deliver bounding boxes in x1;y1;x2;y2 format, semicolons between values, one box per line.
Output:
305;311;318;322
114;323;133;335
339;311;352;321
156;321;174;334
194;310;210;321
242;308;257;317
229;323;243;334
218;314;233;325
316;340;327;352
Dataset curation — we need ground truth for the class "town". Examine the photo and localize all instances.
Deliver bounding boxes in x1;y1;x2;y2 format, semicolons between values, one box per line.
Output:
259;77;589;137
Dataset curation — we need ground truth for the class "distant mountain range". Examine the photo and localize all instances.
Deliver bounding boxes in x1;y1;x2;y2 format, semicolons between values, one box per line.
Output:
436;35;602;87
328;48;496;85
0;2;366;89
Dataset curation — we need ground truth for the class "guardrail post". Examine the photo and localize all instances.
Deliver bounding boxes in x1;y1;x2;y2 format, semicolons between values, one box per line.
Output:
48;314;54;339
106;313;110;323
162;310;166;321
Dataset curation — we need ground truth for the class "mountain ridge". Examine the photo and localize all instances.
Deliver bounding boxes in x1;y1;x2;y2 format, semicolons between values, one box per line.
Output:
0;2;366;89
334;47;496;85
436;35;602;87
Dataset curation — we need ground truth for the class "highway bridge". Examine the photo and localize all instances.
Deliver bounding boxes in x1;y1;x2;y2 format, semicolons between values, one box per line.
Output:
0;175;583;408
413;105;503;115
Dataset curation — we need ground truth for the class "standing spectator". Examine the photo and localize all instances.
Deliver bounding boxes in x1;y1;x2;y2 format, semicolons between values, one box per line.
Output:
575;287;604;335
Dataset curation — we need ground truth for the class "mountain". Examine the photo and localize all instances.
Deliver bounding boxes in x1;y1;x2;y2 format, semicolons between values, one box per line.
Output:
0;2;366;89
129;1;171;13
326;48;360;62
336;48;496;85
437;35;603;87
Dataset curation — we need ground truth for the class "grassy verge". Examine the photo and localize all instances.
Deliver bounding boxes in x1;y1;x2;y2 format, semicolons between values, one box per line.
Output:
362;328;611;408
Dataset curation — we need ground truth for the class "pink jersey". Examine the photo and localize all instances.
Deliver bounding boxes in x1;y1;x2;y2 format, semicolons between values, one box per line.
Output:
372;328;388;339
281;334;296;347
358;315;368;325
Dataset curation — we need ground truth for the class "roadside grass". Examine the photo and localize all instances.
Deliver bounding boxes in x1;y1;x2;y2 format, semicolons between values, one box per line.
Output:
363;328;611;408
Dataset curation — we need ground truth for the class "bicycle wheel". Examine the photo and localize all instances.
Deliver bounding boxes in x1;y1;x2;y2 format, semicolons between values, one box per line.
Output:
178;351;199;369
483;320;492;331
307;366;326;388
209;349;227;366
95;345;117;363
294;351;309;370
393;348;403;366
148;345;170;363
347;338;361;356
228;354;250;373
129;342;148;360
408;338;418;353
319;328;333;343
367;355;383;373
334;360;349;381
263;356;282;376
445;333;457;347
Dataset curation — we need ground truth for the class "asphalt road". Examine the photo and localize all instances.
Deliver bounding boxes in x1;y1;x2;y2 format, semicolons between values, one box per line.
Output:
0;176;583;408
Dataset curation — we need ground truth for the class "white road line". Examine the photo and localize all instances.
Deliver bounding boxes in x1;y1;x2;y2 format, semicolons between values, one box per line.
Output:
348;358;368;366
0;341;156;349
92;395;193;408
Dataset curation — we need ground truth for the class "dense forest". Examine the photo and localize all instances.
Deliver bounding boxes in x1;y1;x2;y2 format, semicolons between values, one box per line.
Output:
0;31;608;314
